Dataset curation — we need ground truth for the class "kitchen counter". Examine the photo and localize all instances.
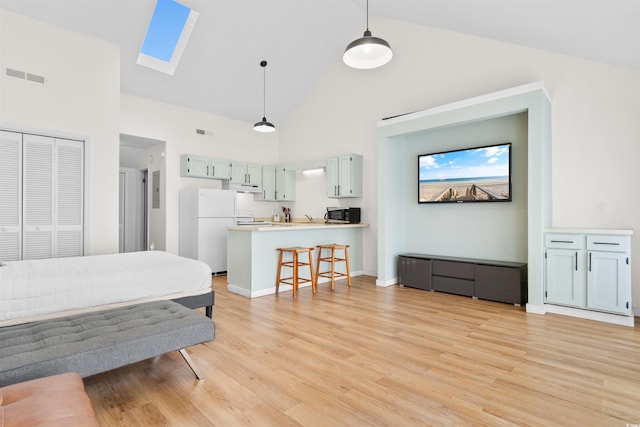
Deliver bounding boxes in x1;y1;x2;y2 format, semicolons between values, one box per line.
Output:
228;222;368;231
226;223;368;298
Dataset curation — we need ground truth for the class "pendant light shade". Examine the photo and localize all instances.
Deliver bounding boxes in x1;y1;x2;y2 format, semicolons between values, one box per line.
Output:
254;117;275;132
254;60;276;133
343;0;392;69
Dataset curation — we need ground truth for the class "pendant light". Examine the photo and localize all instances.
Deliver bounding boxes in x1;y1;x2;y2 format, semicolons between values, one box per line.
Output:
343;0;392;69
254;60;276;133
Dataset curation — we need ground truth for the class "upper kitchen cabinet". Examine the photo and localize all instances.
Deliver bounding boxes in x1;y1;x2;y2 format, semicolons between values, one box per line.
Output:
210;158;230;179
230;162;262;186
260;166;276;201
180;154;211;178
327;154;363;198
276;167;296;201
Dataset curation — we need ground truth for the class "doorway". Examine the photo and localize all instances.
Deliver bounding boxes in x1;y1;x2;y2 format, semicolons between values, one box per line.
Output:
119;134;165;253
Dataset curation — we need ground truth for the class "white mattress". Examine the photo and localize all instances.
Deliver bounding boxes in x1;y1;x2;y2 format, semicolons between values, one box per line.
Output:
0;251;212;326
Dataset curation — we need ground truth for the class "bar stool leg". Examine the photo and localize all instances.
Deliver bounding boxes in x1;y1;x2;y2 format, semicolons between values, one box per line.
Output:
275;249;283;294
344;246;351;287
292;251;298;298
308;249;317;294
314;246;322;289
330;246;336;290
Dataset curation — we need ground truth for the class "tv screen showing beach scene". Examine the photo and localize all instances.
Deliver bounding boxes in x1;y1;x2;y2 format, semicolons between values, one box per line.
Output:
418;143;512;204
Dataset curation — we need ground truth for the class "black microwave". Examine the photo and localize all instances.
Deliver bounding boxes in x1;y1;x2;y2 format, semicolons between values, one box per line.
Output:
325;207;361;224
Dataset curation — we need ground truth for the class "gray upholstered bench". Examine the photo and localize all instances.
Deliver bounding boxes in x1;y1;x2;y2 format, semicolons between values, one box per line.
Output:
0;300;215;387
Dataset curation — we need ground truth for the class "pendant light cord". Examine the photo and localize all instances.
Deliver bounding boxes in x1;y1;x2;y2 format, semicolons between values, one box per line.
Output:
366;0;369;31
261;61;267;119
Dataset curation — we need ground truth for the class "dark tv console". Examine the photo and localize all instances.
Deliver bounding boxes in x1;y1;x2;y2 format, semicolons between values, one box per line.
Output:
398;253;527;306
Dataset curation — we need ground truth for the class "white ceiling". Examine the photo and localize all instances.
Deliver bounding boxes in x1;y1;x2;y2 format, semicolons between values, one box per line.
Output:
2;0;639;126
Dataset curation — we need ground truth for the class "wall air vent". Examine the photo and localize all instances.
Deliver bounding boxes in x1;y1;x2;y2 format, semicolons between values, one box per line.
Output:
195;129;213;136
4;67;46;85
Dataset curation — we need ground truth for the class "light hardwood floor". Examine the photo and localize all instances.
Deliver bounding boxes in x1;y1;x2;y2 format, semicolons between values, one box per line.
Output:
84;275;640;426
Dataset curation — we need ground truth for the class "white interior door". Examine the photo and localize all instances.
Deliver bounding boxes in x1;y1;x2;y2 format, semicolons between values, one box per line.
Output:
22;134;54;260
0;131;22;261
119;167;146;253
55;138;84;257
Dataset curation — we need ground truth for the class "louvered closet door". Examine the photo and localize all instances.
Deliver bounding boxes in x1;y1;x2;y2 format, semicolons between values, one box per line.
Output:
56;138;84;257
0;131;22;261
22;134;54;259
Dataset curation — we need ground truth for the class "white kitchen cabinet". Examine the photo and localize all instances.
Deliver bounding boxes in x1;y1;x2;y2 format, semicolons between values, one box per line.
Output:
327;154;362;198
275;167;296;201
180;155;229;179
545;246;586;308
180;154;211;178
230;162;262;186
586;235;631;315
210;158;230;179
544;230;632;317
260;166;276;201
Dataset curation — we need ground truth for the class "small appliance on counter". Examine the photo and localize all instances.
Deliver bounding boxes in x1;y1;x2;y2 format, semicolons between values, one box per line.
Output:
325;207;361;224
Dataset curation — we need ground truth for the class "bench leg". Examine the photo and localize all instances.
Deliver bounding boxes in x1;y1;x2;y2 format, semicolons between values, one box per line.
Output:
205;305;212;318
179;349;204;380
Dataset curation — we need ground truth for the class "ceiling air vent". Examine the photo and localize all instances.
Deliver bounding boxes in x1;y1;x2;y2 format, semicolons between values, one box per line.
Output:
4;67;46;85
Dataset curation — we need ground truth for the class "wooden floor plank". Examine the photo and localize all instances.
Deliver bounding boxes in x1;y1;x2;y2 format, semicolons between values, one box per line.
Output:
84;275;640;426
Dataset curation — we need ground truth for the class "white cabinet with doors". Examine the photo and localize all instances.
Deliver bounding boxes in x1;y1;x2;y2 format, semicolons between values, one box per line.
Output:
327;154;362;198
260;166;276;201
586;235;631;315
544;229;632;317
180;154;211;178
275;167;296;201
180;155;230;179
545;234;586;308
230;162;262;186
0;130;84;261
210;158;230;179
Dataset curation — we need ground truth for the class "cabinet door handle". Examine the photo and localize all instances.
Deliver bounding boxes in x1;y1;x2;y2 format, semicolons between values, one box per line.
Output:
575;252;578;271
212;165;215;176
551;240;574;244
592;242;619;246
588;252;592;272
207;165;209;175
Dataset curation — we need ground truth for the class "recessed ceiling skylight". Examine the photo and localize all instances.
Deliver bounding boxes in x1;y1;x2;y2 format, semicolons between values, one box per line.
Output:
137;0;199;75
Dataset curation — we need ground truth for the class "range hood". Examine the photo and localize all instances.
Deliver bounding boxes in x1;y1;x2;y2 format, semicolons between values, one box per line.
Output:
222;181;263;194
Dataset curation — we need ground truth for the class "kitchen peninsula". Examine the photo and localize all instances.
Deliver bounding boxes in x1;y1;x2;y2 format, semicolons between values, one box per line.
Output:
227;222;368;297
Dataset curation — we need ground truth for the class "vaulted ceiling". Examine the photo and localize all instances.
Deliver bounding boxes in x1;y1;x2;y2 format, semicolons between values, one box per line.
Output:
2;0;638;125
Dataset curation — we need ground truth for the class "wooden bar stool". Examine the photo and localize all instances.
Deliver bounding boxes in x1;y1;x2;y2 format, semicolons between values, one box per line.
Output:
314;244;351;290
275;247;316;298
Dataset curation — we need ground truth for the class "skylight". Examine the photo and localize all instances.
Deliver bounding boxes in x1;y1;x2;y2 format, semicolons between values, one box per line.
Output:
137;0;199;75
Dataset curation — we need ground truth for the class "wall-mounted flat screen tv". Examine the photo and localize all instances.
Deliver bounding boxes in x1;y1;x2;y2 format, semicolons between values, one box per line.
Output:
418;142;512;204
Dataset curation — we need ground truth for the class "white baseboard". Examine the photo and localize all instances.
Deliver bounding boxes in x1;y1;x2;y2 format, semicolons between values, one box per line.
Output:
227;271;365;298
376;277;397;287
529;303;635;327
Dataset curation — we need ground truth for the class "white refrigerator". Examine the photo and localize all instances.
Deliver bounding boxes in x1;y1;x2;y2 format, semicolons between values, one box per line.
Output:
179;188;237;273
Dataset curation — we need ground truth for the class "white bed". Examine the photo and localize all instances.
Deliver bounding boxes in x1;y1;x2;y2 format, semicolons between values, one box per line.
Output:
0;251;213;326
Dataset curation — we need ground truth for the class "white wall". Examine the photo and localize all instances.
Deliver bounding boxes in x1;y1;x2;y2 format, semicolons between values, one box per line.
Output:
279;16;640;306
0;9;121;255
119;94;279;254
